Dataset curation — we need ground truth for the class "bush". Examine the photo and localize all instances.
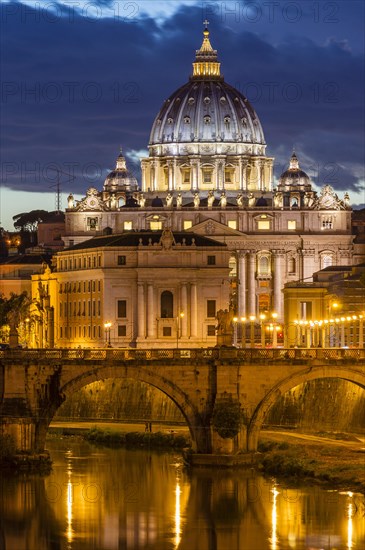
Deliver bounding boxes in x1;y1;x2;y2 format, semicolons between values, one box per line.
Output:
212;399;243;439
84;428;190;449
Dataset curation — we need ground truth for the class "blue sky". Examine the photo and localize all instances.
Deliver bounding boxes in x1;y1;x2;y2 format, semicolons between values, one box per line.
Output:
1;0;364;230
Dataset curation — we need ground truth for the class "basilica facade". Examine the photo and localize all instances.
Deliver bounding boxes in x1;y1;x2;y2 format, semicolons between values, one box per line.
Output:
43;25;356;348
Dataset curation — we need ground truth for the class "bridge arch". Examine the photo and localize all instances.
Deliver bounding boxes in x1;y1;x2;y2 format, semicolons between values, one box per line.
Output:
39;364;211;454
247;366;365;451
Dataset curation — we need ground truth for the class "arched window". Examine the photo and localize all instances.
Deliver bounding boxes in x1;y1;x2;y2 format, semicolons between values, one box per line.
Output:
161;291;174;318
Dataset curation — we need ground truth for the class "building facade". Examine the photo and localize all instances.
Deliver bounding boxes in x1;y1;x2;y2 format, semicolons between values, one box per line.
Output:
27;28;361;345
32;229;231;348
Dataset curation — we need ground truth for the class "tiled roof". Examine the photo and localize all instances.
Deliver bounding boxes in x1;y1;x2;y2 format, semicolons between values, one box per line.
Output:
66;231;227;251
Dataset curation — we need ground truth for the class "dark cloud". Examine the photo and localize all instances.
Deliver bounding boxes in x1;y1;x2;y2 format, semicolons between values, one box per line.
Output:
0;1;364;204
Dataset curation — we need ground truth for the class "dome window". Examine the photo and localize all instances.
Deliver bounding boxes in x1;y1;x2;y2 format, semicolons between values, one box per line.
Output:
167;118;173;124
204;115;211;125
157;119;162;125
224;116;231;124
241;117;247;125
204;97;211;104
188;97;195;105
184;116;191;124
220;97;226;103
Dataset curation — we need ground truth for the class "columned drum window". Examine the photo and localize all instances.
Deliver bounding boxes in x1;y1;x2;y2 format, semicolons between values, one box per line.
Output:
161;291;173;318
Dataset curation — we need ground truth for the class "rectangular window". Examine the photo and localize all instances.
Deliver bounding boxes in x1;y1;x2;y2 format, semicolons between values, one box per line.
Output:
87;217;99;231
207;325;216;336
207;300;216;318
228;221;237;230
163;327;172;337
288;220;296;230
183;169;190;183
118;255;126;266
124;221;133;231
258;220;270;230
117;300;127;318
207;256;216;265
60;327;63;338
183;220;193;230
118;325;127;337
300;302;312;320
203;169;213;184
150;220;162;231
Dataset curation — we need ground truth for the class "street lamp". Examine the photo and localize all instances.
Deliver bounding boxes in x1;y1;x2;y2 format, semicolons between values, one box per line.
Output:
259;313;266;347
249;315;256;348
104;322;112;347
176;312;184;348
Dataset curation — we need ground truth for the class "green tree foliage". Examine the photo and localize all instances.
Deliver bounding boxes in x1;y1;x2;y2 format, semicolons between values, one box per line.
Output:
212;398;243;439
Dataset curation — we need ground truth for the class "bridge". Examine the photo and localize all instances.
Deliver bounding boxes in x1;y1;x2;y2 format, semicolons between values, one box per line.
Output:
1;347;364;458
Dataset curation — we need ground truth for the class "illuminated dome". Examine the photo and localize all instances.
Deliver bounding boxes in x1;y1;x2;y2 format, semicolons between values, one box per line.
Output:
278;152;312;190
141;24;274;194
149;26;265;150
104;149;138;192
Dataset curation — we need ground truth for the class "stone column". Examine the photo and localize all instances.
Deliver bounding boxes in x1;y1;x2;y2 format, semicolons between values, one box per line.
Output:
151;160;158;192
181;283;188;337
137;283;145;339
247;251;256;316
167;160;173;191
237;252;247;318
273;250;285;320
141;161;147;192
190;158;198;191
190;283;198;337
241;159;248;191
147;283;155;338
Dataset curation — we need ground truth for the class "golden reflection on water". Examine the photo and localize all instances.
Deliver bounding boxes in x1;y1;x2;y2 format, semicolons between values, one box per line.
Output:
175;481;182;548
270;486;279;550
347;491;353;549
1;439;364;550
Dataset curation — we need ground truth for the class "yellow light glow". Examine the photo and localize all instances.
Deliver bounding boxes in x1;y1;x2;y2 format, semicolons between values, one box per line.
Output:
249;315;256;321
270;486;279;550
347;492;353;549
174;482;181;549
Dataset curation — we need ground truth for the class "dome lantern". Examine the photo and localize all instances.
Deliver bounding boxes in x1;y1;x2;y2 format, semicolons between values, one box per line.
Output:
192;21;222;80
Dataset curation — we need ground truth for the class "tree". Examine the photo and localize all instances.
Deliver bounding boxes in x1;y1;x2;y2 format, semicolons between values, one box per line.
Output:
12;210;50;232
0;292;30;335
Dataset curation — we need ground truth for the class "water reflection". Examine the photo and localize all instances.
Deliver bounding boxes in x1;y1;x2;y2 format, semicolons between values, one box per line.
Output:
0;437;364;550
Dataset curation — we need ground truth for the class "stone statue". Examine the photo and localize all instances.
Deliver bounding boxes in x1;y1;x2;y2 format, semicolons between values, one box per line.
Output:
273;192;282;208
207;190;215;209
193;192;200;209
248;193;255;207
236;194;244;208
67;193;74;209
344;192;350;207
166;193;173;207
176;193;182;209
110;193;117;210
219;191;227;209
216;309;234;346
138;193;146;208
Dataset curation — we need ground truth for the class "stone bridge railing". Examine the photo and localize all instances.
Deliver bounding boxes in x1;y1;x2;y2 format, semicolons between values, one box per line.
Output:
1;347;364;364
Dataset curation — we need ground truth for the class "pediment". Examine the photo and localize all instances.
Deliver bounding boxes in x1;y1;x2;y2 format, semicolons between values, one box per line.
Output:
190;218;245;237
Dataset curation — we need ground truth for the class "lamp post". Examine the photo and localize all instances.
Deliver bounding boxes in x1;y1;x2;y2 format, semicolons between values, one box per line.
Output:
233;317;238;347
176;312;184;348
249;315;256;348
259;313;266;348
104;322;112;347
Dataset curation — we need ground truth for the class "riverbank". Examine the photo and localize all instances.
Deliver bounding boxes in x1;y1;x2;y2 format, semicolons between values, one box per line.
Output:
257;439;365;494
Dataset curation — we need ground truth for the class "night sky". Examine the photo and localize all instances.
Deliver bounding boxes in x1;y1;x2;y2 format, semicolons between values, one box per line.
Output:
1;0;364;230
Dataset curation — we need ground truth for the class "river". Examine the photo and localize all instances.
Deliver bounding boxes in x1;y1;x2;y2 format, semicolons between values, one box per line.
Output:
0;437;364;550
